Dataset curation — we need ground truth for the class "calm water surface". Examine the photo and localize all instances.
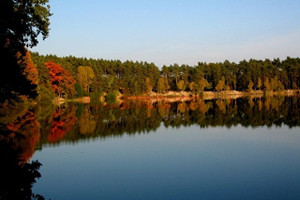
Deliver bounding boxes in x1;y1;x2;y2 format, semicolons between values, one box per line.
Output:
1;96;300;199
34;125;300;200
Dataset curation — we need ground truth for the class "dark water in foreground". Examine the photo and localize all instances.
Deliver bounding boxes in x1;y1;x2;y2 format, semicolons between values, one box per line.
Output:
1;96;300;200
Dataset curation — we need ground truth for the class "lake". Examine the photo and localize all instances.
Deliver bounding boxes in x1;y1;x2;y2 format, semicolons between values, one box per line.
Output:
1;96;300;200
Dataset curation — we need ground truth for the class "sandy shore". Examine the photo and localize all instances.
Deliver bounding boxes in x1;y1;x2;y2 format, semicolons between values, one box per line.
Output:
123;90;300;102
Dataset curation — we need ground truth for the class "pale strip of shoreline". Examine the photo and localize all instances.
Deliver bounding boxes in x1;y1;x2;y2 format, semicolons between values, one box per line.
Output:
53;90;300;105
124;90;300;101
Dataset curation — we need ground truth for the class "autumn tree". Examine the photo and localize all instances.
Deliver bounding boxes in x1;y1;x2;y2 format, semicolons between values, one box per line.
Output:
46;60;75;97
77;66;95;94
270;76;284;91
264;77;271;92
248;81;254;92
17;51;38;85
46;61;63;96
177;80;186;91
257;77;262;90
215;76;225;92
189;82;195;92
61;69;76;97
198;78;210;92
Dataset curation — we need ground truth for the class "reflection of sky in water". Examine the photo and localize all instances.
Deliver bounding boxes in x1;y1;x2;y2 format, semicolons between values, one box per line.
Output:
32;125;300;200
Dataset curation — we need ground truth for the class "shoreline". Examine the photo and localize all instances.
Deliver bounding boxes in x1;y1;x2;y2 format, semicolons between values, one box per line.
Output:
124;89;300;101
52;89;300;105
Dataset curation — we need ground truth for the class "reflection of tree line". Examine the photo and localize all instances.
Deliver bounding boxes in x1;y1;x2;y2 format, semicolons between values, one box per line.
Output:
1;96;300;154
35;96;300;147
0;96;299;199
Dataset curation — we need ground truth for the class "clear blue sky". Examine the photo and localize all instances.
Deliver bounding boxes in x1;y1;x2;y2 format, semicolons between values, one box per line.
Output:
31;0;300;67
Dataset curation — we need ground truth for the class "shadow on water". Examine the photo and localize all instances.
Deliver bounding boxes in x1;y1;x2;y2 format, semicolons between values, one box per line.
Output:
0;138;45;200
0;103;46;200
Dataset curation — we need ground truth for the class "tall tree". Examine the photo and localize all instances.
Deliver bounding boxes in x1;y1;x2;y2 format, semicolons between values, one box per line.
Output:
17;51;38;85
77;66;95;94
61;69;76;97
45;61;63;96
45;60;75;97
157;77;165;93
257;77;262;90
215;76;225;92
177;80;186;91
0;0;51;100
145;77;152;93
198;78;210;92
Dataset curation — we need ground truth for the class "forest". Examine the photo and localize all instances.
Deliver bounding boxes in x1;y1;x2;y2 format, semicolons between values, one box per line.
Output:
28;52;300;103
1;0;299;104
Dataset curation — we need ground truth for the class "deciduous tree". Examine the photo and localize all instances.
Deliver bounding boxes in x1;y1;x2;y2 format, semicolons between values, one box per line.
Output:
215;77;225;92
77;66;95;94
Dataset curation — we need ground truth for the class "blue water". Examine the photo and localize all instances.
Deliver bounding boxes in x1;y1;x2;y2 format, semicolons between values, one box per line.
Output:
32;125;300;200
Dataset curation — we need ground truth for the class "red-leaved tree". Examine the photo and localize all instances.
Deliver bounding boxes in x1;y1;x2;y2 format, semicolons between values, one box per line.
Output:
45;61;76;97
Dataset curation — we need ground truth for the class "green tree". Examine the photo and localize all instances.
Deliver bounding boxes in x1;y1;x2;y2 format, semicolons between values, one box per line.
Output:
77;66;95;94
270;76;284;91
157;77;165;93
164;77;170;92
145;77;152;93
75;83;84;97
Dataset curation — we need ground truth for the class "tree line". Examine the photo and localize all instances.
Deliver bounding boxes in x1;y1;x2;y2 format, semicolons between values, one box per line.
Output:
30;52;300;101
1;0;300;104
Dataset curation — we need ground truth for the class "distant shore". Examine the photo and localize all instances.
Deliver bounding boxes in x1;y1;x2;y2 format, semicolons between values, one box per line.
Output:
125;89;300;101
52;89;300;105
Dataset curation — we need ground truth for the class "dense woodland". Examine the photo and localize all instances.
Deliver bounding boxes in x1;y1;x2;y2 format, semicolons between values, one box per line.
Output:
30;52;300;102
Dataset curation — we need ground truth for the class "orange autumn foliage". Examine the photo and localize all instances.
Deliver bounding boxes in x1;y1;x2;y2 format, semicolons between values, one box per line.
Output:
61;69;76;97
16;51;38;85
45;60;63;95
45;60;76;97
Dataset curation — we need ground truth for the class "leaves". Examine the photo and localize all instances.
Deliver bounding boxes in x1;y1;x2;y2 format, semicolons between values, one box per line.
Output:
77;66;95;94
45;61;76;97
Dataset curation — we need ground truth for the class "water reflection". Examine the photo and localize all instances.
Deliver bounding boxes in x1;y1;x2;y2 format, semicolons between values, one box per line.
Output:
0;96;299;199
0;104;44;199
1;96;299;150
